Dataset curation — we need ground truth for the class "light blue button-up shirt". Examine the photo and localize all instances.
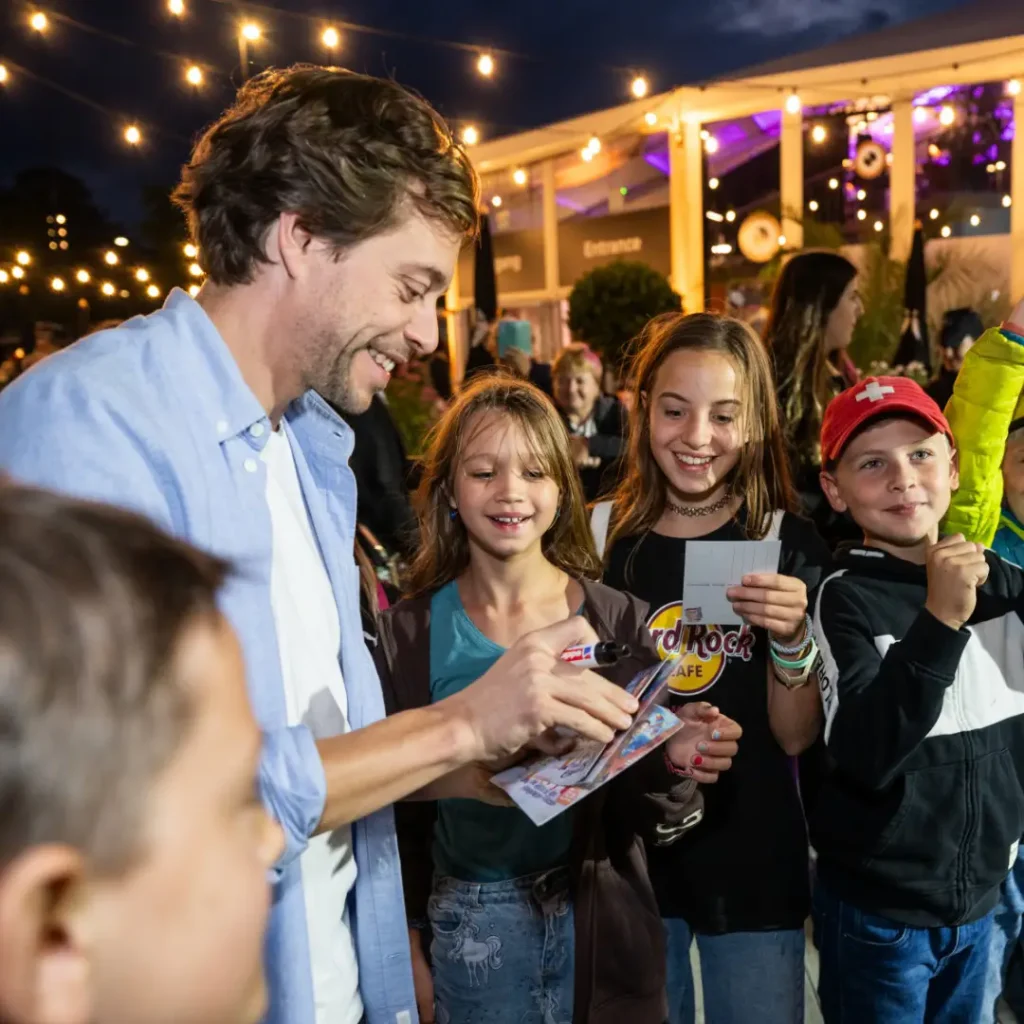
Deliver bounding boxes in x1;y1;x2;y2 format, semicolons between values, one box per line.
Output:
0;290;417;1024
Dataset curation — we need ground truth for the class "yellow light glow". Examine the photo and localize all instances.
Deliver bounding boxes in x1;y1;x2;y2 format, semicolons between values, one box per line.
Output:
939;105;955;127
587;136;601;155
644;112;658;127
808;200;819;212
1004;195;1013;208
183;242;199;258
874;220;884;232
124;124;142;146
913;106;928;124
785;94;801;115
188;283;201;297
725;210;736;222
708;177;719;190
970;213;981;226
0;65;8;85
704;136;719;154
322;26;340;50
811;124;827;144
477;53;494;77
15;251;30;266
57;228;66;238
59;240;68;250
241;22;261;42
168;0;185;14
186;65;203;86
941;225;952;238
114;236;129;247
104;251;119;266
29;12;48;33
631;75;649;100
11;266;24;280
48;242;57;251
996;160;1007;171
55;214;66;225
928;143;941;158
119;289;129;298
14;349;25;360
930;208;940;220
100;282;116;296
828;177;839;190
512;168;527;187
581;147;594;163
0;270;8;284
491;196;503;208
1009;79;1022;97
188;262;204;277
135;268;150;283
146;284;161;299
50;276;65;292
700;129;710;141
778;235;787;247
75;269;90;284
461;125;479;146
857;210;867;221
857;189;867;201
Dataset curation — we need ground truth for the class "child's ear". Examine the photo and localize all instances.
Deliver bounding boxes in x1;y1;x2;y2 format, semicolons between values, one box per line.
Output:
0;845;92;1024
819;468;848;514
949;446;960;492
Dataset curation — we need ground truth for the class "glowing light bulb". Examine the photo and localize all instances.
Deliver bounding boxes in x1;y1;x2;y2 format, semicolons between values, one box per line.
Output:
461;125;479;146
704;136;719;154
477;53;494;77
55;214;66;225
930;208;940;220
913;106;928;124
146;284;161;299
29;12;48;33
644;112;658;127
939;105;955;127
240;22;261;42
941;225;952;238
631;76;649;99
857;189;867;201
114;236;129;247
186;65;203;86
183;243;198;258
135;268;150;283
811;124;827;144
0;65;7;85
857;210;867;221
75;269;90;284
0;270;7;284
104;251;119;266
50;276;65;292
512;168;527;186
874;220;884;232
101;281;116;296
189;262;204;277
11;267;24;280
491;196;503;208
188;283;201;297
15;251;30;266
785;94;801;115
581;147;594;163
970;213;981;226
587;136;601;155
726;210;736;222
1004;195;1013;208
708;177;719;190
778;234;787;247
828;178;839;190
809;200;819;212
124;124;142;146
1009;79;1021;97
168;0;185;14
322;27;340;50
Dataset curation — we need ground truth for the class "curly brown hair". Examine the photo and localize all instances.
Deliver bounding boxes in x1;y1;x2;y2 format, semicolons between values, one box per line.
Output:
608;312;795;553
408;374;602;596
173;65;479;286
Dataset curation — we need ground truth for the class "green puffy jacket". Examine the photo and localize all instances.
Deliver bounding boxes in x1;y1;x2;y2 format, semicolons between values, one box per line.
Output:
942;326;1024;549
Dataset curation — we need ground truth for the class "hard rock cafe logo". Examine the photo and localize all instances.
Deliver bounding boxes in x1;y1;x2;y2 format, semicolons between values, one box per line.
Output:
647;601;755;696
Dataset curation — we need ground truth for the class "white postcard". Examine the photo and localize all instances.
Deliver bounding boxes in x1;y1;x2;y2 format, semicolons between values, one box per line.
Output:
681;540;782;625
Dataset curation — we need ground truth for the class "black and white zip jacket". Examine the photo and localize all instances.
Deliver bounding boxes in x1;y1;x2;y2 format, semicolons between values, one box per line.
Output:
810;543;1024;927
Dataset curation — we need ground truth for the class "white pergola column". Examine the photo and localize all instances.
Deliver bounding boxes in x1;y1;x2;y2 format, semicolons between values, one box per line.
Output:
890;96;917;264
1013;92;1024;302
780;105;804;250
542;158;560;296
669;119;705;313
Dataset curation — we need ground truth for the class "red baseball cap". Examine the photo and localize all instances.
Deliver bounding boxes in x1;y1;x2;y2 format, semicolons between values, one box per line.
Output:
820;376;954;465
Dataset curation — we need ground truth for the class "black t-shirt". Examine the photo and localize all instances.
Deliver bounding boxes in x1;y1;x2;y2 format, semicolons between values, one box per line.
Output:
604;510;831;933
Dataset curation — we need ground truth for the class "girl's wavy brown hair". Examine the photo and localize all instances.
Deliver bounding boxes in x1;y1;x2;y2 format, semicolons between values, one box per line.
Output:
607;312;795;553
408;373;602;597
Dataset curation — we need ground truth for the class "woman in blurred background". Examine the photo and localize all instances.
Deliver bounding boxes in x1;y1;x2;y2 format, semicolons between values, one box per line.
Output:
764;251;863;549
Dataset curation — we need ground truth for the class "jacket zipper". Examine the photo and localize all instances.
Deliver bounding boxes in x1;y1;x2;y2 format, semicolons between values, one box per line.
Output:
954;661;977;923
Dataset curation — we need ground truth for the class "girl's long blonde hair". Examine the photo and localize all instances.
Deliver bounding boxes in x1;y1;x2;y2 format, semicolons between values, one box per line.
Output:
608;312;795;554
408;373;602;597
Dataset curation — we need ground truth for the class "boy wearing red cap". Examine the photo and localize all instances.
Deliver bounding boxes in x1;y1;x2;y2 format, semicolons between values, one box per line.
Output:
808;376;1024;1023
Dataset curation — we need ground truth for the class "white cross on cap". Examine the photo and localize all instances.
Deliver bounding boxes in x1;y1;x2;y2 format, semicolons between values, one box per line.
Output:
855;381;896;403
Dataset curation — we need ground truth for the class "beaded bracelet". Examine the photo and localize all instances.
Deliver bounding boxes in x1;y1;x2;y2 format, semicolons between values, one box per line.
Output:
770;614;814;655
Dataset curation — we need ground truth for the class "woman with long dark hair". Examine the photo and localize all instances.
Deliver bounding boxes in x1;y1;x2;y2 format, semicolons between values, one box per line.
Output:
764;252;863;546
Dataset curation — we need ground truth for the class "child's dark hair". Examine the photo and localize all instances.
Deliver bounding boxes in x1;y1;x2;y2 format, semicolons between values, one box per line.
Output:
408;373;602;595
0;485;229;873
608;312;795;553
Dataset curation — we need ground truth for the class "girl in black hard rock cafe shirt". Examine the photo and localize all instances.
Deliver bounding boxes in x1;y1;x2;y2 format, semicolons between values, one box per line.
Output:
594;312;831;1024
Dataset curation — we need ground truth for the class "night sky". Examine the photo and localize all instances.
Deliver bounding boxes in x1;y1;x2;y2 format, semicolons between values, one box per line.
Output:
1;0;965;226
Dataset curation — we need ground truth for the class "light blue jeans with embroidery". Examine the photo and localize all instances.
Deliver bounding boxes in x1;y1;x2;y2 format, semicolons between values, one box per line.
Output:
427;867;574;1024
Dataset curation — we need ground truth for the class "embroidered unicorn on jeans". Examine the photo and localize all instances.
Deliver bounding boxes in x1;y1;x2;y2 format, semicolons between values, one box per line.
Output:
446;917;504;986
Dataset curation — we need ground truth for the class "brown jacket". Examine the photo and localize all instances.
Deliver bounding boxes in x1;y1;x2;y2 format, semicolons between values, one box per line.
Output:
374;578;703;1024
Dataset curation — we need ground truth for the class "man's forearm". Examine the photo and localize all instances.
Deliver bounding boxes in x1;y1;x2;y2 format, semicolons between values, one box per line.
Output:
315;703;476;833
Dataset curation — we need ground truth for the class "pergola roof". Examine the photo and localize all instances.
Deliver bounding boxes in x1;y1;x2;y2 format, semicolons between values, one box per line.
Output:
471;0;1024;174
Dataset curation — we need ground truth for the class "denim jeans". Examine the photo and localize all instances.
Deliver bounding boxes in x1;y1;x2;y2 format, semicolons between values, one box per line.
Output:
983;845;1024;1022
427;867;574;1024
813;881;995;1023
663;917;804;1024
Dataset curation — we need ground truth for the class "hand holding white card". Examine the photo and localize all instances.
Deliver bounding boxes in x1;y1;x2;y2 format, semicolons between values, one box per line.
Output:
682;540;782;625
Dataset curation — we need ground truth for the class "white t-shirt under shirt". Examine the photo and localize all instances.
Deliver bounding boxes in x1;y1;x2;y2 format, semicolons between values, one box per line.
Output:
261;427;363;1024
